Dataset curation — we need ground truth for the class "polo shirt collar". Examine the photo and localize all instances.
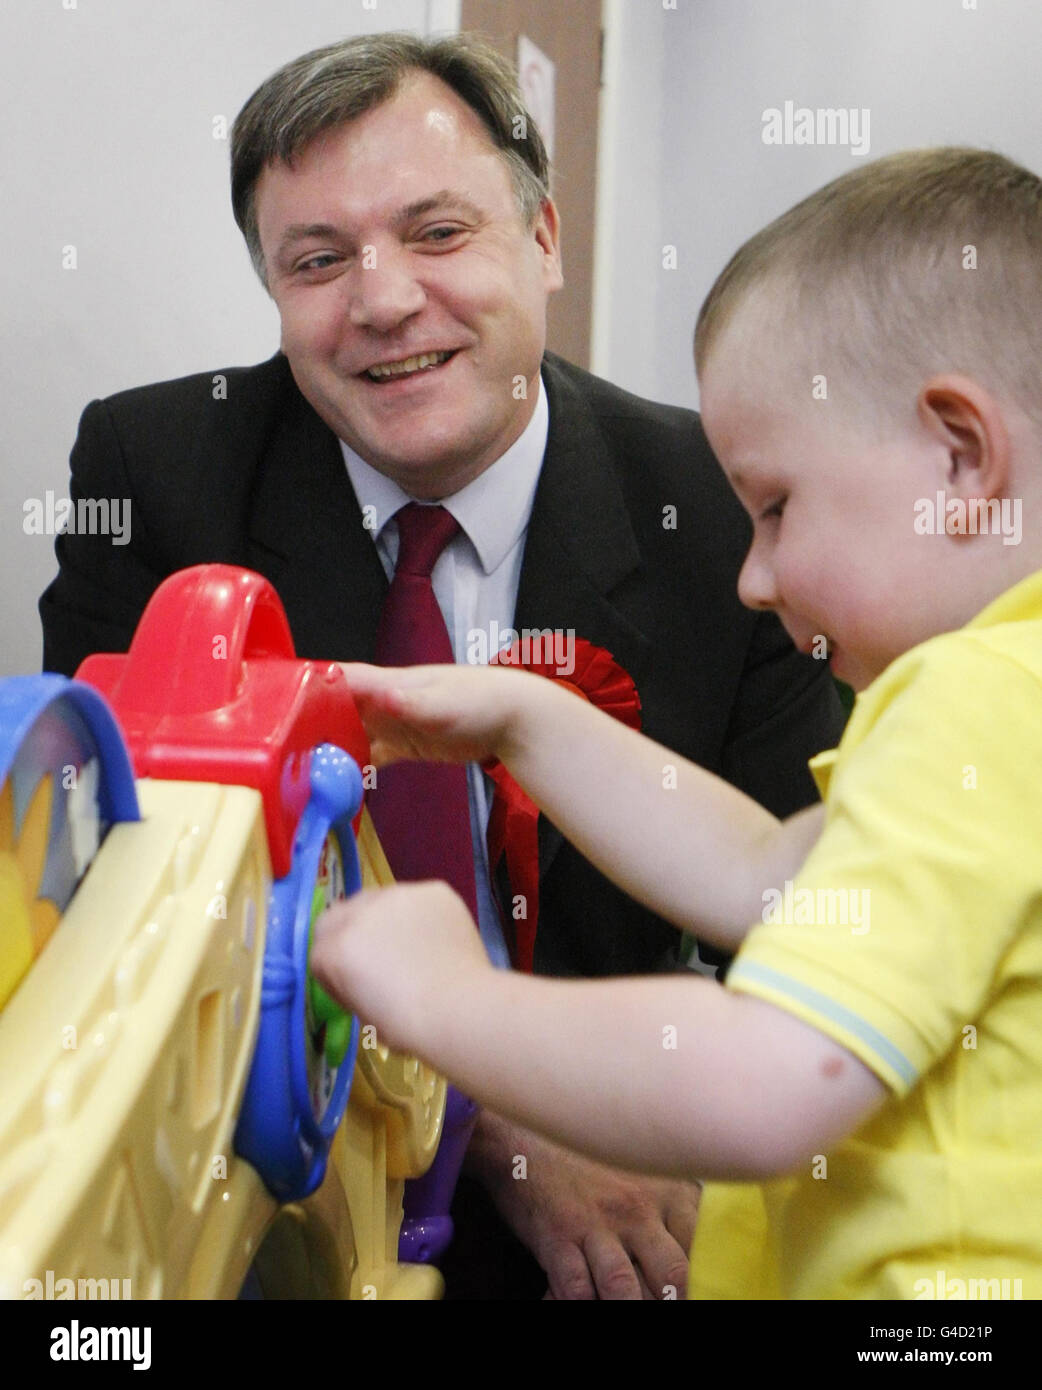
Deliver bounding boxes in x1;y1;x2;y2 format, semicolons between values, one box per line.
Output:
965;566;1042;630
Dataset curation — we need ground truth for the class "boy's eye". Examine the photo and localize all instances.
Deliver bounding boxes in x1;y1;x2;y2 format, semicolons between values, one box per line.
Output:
760;497;787;522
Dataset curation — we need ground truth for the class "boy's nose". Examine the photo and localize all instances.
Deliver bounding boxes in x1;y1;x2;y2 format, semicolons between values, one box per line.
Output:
737;546;779;611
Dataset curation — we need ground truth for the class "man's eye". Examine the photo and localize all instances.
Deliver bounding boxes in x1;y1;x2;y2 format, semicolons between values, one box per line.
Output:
760;497;787;521
296;254;340;273
421;225;463;244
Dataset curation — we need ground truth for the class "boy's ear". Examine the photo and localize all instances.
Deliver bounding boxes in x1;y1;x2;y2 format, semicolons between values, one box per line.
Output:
916;374;1010;498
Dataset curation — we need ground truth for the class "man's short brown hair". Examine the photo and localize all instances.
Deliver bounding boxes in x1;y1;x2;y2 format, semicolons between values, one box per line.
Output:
231;31;551;286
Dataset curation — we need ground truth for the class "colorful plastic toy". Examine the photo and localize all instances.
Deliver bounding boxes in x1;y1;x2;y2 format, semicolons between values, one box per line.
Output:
79;566;375;1204
0;676;138;1009
0;565;447;1299
77;565;369;878
232;742;363;1200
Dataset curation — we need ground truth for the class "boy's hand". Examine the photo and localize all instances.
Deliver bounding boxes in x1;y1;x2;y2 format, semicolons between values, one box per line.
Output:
339;661;535;768
310;881;490;1055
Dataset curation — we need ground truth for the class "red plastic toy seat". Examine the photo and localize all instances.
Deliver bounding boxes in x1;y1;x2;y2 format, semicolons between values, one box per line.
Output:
77;566;370;877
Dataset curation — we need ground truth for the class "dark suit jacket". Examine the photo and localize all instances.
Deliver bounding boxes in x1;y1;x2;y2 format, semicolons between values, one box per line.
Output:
40;350;847;976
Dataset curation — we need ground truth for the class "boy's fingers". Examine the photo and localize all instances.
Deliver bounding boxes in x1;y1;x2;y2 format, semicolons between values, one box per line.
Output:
341;660;454;694
310;889;391;967
339;661;399;692
311;894;363;961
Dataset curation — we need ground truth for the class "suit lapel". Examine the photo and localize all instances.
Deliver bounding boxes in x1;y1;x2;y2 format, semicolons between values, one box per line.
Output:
513;355;652;888
245;357;388;663
515;356;649;669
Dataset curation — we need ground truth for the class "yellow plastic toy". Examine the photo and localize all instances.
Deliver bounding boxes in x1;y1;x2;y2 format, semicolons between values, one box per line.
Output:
0;579;449;1301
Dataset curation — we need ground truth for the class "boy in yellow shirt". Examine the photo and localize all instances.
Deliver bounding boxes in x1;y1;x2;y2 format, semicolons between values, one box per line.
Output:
312;147;1042;1299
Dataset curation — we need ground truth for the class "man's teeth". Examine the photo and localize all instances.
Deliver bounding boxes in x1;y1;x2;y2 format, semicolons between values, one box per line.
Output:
366;351;452;380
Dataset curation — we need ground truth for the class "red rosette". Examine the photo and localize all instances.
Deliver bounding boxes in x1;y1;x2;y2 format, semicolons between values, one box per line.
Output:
485;636;641;972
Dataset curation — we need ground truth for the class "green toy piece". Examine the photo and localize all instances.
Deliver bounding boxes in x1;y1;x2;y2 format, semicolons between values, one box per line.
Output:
306;883;353;1068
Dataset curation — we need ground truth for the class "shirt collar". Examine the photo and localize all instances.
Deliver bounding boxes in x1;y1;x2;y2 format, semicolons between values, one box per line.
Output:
340;376;549;577
964;566;1042;630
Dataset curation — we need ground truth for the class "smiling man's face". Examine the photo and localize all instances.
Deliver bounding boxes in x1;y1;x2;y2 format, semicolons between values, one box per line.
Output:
255;71;563;499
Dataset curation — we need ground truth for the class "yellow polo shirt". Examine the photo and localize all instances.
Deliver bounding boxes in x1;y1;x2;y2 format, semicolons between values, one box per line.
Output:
690;569;1042;1300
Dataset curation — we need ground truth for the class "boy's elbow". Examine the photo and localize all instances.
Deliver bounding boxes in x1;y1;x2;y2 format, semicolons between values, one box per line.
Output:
764;1055;888;1179
701;997;889;1181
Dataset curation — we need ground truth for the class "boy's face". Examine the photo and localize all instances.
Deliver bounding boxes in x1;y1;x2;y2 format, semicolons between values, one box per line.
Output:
699;313;958;692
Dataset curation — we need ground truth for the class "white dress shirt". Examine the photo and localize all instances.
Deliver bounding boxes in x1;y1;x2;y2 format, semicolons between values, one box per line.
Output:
340;379;550;967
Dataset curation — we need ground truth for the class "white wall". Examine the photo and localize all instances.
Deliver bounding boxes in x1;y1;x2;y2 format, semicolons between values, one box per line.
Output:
11;0;1041;675
1;0;457;676
594;0;1042;410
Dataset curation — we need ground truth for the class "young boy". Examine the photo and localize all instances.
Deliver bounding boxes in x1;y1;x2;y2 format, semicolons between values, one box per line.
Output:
311;148;1042;1300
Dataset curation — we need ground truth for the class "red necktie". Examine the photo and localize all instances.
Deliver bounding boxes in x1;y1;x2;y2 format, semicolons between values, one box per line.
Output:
366;503;478;920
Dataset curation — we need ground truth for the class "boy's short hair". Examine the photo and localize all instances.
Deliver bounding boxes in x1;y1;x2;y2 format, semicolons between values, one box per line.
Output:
694;148;1042;433
231;32;550;287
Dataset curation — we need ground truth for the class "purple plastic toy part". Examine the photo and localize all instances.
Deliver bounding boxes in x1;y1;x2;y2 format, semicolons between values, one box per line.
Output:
398;1086;478;1264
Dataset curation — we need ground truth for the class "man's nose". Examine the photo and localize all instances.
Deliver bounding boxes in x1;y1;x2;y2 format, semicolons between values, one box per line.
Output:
347;246;427;331
736;542;779;611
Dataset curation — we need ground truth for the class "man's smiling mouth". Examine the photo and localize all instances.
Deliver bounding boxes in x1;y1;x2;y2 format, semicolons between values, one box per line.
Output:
364;350;456;382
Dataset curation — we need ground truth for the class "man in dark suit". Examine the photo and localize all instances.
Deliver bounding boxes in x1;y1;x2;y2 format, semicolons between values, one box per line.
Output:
40;32;846;1299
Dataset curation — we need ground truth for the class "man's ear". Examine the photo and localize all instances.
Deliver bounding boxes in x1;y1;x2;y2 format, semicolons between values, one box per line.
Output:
534;197;564;294
917;373;1011;499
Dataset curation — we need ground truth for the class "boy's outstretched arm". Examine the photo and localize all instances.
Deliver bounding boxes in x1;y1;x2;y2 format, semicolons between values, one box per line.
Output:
311;882;886;1182
343;661;825;952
